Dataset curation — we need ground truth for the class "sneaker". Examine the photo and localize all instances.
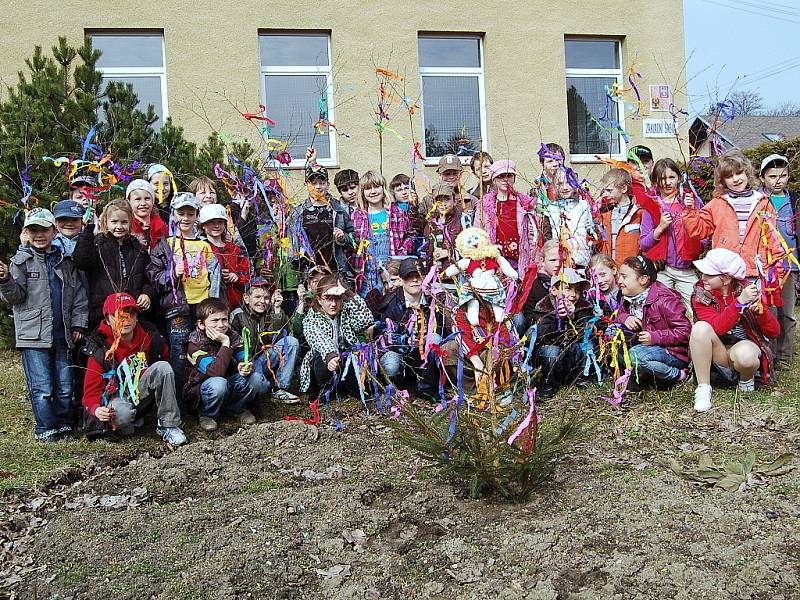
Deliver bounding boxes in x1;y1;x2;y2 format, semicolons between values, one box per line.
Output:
157;425;187;446
738;378;755;393
198;416;218;432
693;384;712;412
273;389;301;404
238;409;257;425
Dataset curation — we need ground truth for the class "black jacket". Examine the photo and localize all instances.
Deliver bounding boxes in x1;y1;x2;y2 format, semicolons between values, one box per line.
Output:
73;228;154;326
533;294;595;348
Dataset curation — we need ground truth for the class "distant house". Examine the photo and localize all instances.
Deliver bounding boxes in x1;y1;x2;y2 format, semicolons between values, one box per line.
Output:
689;115;800;156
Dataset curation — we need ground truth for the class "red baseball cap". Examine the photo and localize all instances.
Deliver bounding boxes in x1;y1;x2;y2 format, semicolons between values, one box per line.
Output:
103;292;139;316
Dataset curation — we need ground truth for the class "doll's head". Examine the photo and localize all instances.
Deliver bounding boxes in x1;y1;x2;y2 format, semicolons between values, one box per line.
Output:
455;227;500;261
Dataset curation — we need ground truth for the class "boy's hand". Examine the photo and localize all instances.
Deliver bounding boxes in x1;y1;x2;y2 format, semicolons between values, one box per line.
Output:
71;331;83;343
272;290;283;309
624;316;643;331
136;294;151;311
305;147;317;163
240;199;251;220
557;299;575;318
19;230;30;247
238;361;253;377
223;269;238;283
205;327;230;346
95;406;113;422
637;331;652;345
327;355;340;372
333;227;345;243
0;260;8;281
433;248;449;261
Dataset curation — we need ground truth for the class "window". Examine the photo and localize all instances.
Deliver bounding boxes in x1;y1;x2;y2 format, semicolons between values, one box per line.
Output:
763;133;785;142
564;38;624;160
260;33;335;166
418;35;487;161
90;33;167;128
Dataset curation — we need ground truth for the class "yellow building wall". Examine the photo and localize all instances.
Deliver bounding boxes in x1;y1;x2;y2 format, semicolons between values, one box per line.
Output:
0;1;687;192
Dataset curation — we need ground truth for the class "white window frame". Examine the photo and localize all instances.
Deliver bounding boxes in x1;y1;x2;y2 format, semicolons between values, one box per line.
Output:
90;32;168;128
418;35;488;165
564;38;625;163
260;33;336;168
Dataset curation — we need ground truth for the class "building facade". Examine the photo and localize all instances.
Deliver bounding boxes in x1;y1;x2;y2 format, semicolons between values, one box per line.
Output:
0;1;687;187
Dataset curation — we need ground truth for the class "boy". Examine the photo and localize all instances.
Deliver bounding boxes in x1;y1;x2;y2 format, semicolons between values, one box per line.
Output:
68;174;97;208
291;266;329;352
519;239;563;332
423;183;463;272
230;278;301;404
434;154;477;218
760;154;798;369
530;142;565;201
468;151;493;199
597;168;641;262
82;292;187;445
334;169;360;214
289;155;355;281
0;208;88;441
148;192;219;397
185;297;263;431
530;268;594;398
51;199;85;255
389;173;422;255
198;203;251;310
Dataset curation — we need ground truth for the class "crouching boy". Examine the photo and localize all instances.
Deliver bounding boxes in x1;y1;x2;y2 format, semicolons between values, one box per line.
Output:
184;297;264;431
82;293;187;445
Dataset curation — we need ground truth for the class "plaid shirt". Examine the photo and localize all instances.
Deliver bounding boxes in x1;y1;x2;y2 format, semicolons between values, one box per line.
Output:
350;204;413;290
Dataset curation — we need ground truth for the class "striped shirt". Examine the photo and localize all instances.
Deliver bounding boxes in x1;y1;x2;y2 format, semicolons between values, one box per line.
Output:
725;192;757;241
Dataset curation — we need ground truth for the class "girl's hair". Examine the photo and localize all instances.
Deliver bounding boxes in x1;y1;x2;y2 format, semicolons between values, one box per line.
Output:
470;151;494;170
714;150;756;196
541;238;561;257
622;255;658;286
188;176;217;196
357;170;390;211
389;173;410;190
98;199;133;234
589;252;617;271
651;158;681;193
312;274;347;312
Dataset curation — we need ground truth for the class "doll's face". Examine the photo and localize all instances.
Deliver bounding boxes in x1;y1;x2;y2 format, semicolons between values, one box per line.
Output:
462;230;483;250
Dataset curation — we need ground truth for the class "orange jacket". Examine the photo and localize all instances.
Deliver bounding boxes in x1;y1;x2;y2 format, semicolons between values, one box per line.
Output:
597;201;642;262
682;192;784;277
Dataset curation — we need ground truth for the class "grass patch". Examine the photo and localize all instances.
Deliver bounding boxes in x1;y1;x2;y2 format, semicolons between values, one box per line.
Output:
244;476;284;493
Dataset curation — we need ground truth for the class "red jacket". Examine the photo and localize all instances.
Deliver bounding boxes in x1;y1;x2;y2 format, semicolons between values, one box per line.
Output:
691;283;780;383
131;214;168;251
210;241;250;309
82;320;169;417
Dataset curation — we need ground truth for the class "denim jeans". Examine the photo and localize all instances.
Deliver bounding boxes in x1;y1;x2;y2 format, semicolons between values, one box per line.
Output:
261;335;299;390
198;373;256;418
380;333;441;395
168;312;194;399
535;343;585;388
21;338;73;439
630;344;687;383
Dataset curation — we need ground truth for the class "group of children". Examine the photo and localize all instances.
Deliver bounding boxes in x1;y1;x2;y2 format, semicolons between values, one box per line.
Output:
0;143;795;444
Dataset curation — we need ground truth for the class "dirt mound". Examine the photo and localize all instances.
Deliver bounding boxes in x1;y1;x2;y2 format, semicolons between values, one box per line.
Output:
8;396;800;599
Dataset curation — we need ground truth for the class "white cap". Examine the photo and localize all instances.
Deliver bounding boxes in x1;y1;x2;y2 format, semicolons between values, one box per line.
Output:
170;192;200;212
126;178;155;199
198;203;228;224
23;208;56;229
759;154;788;175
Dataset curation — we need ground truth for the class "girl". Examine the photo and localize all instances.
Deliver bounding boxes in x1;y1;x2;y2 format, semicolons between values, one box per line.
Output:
639;158;702;309
148;192;220;396
198;203;250;310
126;179;167;250
683;150;784;287
689;248;780;412
148;163;175;224
616;256;691;390
423;183;463;273
587;253;621;312
351;171;413;297
472;159;538;274
541;168;595;268
530;142;565;202
73;199;154;328
298;275;374;395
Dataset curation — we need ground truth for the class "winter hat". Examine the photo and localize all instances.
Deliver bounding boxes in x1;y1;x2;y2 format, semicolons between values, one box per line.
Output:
489;160;517;180
693;248;747;281
126;179;156;199
146;163;170;179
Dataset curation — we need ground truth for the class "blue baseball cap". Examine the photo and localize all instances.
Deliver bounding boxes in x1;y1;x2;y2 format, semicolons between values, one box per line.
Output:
52;200;84;220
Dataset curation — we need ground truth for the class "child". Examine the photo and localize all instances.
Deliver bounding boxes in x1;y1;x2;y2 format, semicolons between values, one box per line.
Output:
127;179;167;250
468;151;493;199
616;256;691;390
230;278;301;404
68;174;97;209
689;249;780;412
639;158;702;309
189;176;257;258
290;266;329;351
148;163;175;224
188;175;218;206
198;203;250;310
0;208;88;441
530;268;594;398
683;150;784;283
598;168;641;262
185;297;263;431
423;183;463;272
73;199;154;328
519;239;562;332
148;192;220;396
531;142;565;201
390;173;422;255
51;199;85;255
351;170;413;297
587;252;621;312
435;154;478;217
541;168;595;268
333;169;360;215
760;154;798;369
82;292;187;445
